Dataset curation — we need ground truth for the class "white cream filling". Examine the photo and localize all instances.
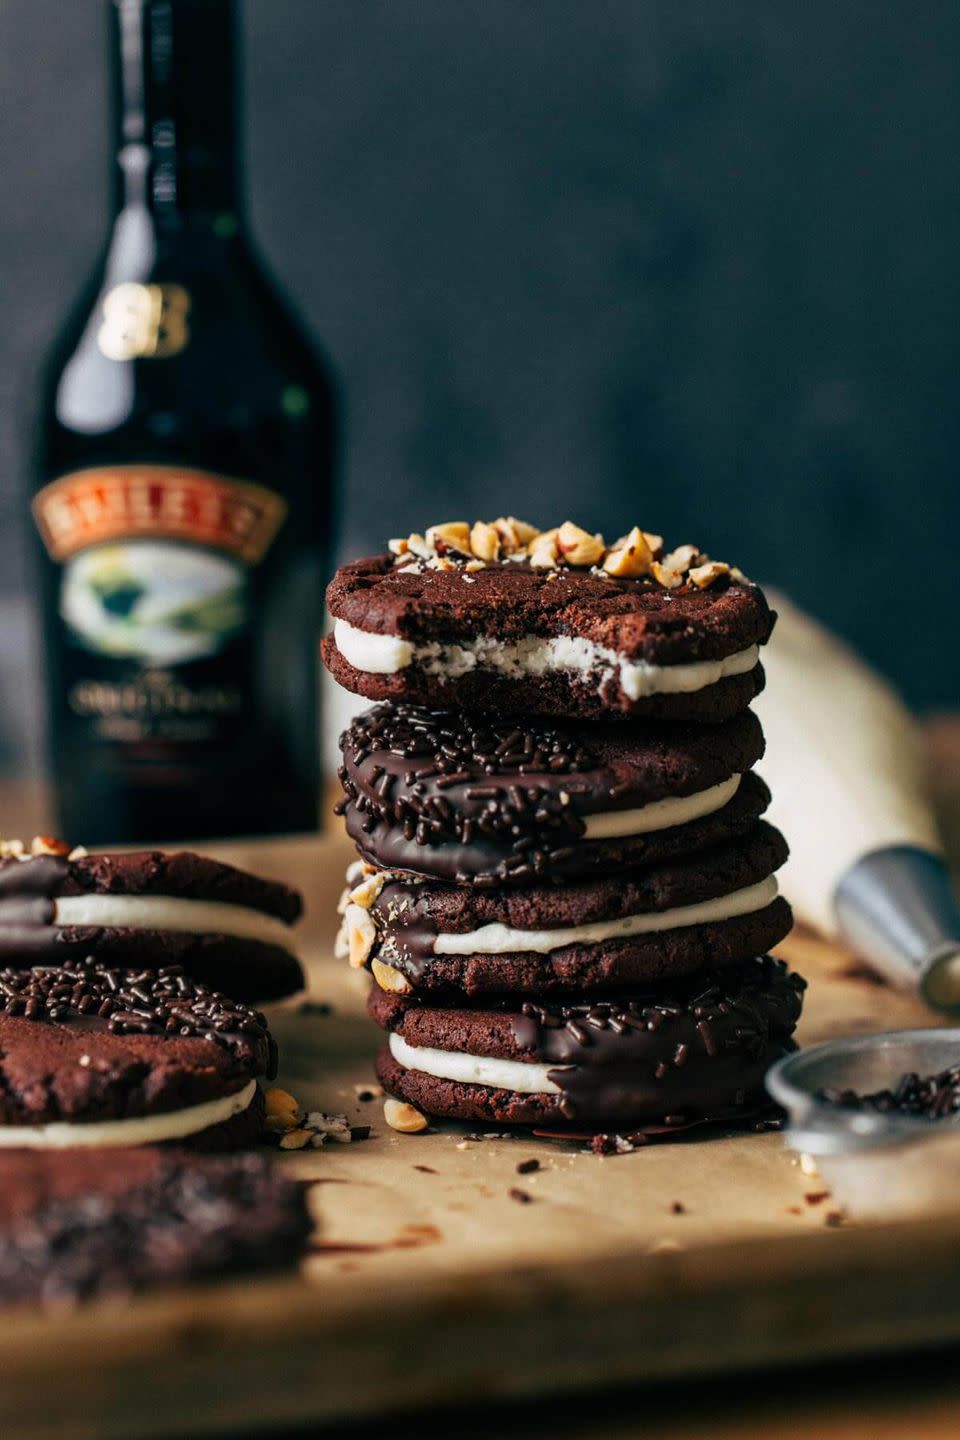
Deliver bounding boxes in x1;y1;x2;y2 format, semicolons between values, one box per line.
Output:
334;619;758;700
389;1033;563;1094
0;1080;258;1150
582;774;741;840
432;875;779;955
53;895;295;950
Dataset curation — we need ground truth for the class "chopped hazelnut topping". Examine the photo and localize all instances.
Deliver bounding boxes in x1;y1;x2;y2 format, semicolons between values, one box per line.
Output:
425;521;471;555
651;561;683;589
384;1098;429;1134
689;560;731;589
491;517;525;554
278;1128;314;1151
347;871;385;909
371;958;413;994
660;544;700;576
333;916;350;961
528;531;560;568
602;526;653;577
556;521;605;567
469;521;501;562
385;518;737;582
265;1086;304;1133
345;904;376;969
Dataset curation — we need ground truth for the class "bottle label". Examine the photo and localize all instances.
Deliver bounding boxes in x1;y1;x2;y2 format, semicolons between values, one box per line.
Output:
34;466;287;741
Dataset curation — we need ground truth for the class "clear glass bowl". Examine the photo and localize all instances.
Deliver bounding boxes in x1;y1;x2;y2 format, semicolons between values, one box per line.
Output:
767;1029;960;1220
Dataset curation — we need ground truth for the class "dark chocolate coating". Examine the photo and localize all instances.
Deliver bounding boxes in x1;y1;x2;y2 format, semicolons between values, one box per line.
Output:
372;956;805;1129
0;1144;310;1305
338;702;768;885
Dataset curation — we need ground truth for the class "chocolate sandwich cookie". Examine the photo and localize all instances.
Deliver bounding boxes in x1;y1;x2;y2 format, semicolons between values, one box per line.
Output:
345;823;792;998
371;956;806;1130
0;961;276;1150
0;846;303;1003
338;702;770;886
0;1148;311;1306
323;522;774;721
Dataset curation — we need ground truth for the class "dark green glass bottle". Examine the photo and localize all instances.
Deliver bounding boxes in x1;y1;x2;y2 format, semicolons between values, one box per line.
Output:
33;0;336;844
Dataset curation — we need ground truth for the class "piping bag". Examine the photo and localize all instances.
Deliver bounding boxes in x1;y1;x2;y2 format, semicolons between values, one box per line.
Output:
754;595;960;1013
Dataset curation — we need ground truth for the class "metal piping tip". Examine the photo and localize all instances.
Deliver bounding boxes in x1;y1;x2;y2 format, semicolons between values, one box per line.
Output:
834;846;960;1013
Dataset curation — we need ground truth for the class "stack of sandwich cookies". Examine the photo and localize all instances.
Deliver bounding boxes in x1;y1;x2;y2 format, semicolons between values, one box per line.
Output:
0;838;305;1150
325;519;805;1137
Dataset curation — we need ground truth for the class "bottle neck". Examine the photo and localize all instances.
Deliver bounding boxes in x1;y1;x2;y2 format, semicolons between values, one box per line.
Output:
108;0;242;226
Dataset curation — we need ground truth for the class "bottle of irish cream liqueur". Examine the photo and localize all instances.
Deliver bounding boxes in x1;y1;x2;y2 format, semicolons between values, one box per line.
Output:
33;0;335;844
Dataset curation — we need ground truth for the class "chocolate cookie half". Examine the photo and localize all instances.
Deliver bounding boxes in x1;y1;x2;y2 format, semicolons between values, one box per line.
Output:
0;962;276;1150
371;956;806;1130
323;549;774;721
344;823;792;998
0;848;303;1003
0;1148;311;1306
338;703;769;886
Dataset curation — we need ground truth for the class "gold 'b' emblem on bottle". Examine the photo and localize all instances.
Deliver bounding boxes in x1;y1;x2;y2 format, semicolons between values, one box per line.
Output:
97;282;191;360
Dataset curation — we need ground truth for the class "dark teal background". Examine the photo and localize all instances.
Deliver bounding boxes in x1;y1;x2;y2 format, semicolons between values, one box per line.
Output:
2;1;958;707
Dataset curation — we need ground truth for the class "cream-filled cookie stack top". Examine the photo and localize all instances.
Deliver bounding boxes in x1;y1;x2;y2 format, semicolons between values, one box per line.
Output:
325;518;804;1138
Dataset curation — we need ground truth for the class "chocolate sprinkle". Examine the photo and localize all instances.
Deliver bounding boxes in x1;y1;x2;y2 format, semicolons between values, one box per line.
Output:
517;960;806;1057
337;703;599;882
819;1066;960;1120
0;960;273;1064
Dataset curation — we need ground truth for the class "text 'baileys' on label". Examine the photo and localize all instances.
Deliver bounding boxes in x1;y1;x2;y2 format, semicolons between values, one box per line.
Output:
33;465;288;565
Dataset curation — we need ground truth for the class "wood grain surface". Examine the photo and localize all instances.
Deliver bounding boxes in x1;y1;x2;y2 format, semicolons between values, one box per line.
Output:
0;808;956;1440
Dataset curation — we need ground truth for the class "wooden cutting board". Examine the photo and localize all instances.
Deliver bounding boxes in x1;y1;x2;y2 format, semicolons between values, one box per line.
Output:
2;822;960;1440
